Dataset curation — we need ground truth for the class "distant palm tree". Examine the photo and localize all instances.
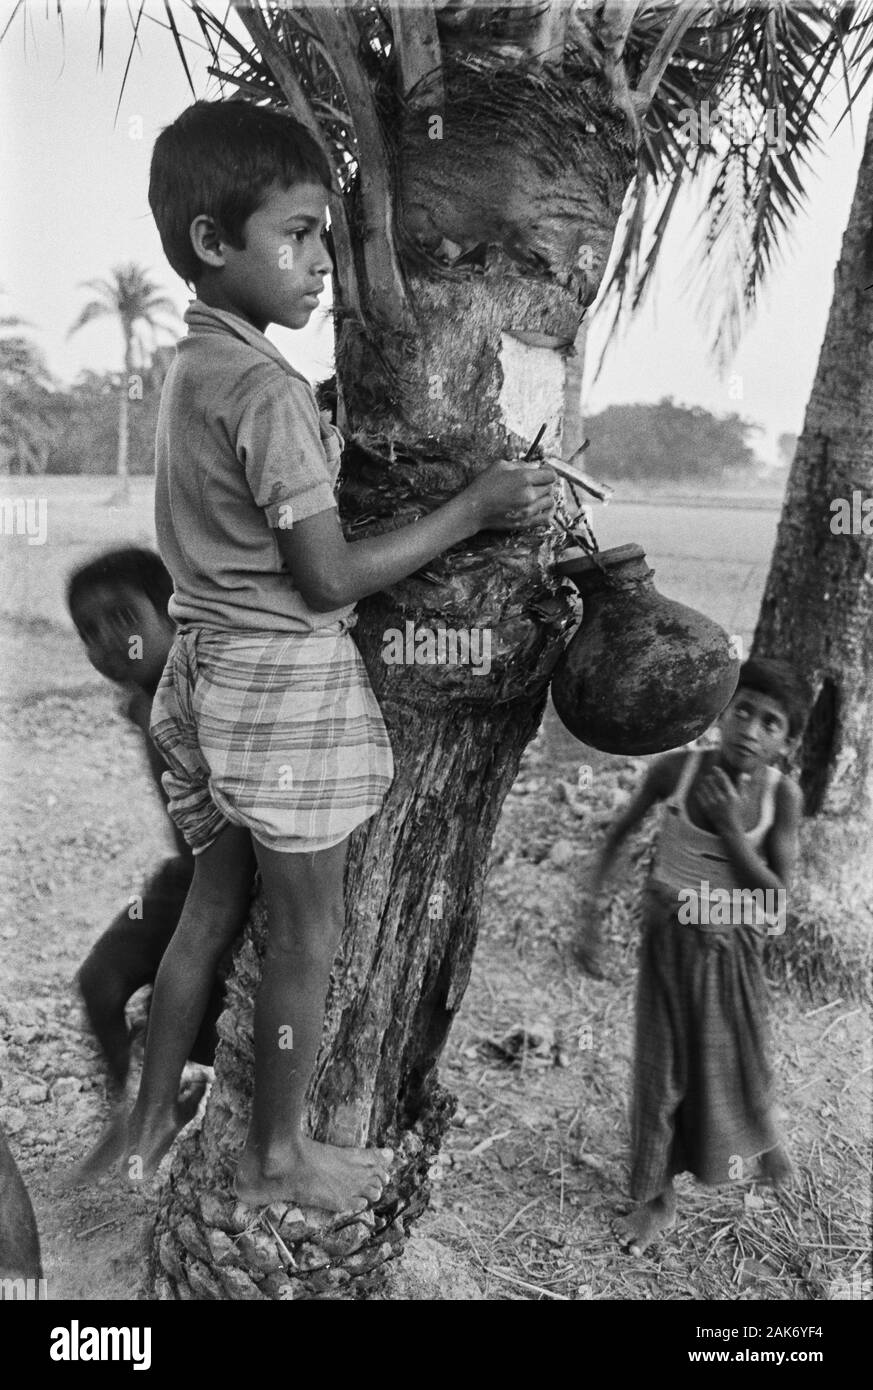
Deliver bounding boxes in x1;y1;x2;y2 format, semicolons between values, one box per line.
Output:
68;264;177;501
0;310;60;475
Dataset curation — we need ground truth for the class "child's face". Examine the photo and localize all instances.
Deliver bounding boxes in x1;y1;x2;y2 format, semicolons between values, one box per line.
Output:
71;584;173;690
211;181;333;333
719;686;792;773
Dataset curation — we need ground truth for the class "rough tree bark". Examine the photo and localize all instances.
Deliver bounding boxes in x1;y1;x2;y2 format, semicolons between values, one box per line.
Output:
753;102;873;905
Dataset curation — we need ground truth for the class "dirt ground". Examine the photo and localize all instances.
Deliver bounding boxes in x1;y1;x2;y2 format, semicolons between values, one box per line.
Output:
0;611;869;1301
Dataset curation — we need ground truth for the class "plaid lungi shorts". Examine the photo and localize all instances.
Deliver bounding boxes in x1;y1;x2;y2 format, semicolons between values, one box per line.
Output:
149;623;394;855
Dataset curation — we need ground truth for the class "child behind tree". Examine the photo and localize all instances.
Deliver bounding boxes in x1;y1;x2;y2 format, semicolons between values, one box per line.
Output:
67;547;252;1102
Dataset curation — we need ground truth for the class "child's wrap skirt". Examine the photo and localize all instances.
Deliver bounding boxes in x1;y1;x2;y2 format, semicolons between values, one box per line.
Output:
149;623;394;855
629;879;783;1201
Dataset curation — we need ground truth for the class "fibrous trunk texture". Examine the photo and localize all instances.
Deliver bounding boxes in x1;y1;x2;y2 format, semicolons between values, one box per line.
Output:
754;108;873;862
754;106;873;996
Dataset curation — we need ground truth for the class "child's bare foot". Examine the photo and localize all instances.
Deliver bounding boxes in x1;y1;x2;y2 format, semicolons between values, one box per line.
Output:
234;1137;394;1212
124;1091;205;1180
62;1109;130;1186
613;1188;677;1257
573;932;606;979
65;1088;203;1186
760;1143;794;1187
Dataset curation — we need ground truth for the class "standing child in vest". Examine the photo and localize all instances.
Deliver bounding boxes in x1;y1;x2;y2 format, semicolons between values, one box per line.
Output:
79;99;555;1213
575;659;803;1255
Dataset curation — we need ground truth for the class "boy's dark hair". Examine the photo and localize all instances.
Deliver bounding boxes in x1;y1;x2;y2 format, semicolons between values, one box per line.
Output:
149;99;333;285
67;548;174;621
735;656;805;737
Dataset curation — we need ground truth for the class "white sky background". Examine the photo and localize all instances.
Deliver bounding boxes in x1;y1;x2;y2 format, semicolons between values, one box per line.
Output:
1;2;871;467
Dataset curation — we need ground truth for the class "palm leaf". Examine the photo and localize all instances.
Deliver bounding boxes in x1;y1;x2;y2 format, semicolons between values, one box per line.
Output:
161;0;196;97
0;0;24;46
113;0;146;125
97;0;106;68
67;300;112;339
13;0;873;368
594;1;873;372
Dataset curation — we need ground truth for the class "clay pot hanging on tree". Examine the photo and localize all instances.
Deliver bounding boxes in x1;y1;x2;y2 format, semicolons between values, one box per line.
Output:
549;544;740;755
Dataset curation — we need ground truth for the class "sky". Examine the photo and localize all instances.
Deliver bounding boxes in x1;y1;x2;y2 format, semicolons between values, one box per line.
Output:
2;1;871;467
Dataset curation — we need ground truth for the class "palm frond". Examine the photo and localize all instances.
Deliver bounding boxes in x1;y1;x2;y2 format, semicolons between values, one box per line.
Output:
831;0;873;131
69;263;178;352
188;0;225;76
386;0;444;108
295;1;407;323
596;1;866;372
633;0;711;113
234;3;332;139
97;0;107;68
14;0;873;373
113;0;146;125
161;0;196;98
141;294;179;317
0;0;25;46
67;300;112;339
228;3;364;318
691;140;756;371
79;277;117;303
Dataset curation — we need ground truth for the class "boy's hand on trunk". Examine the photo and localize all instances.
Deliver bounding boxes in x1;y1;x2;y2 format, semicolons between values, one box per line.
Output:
464;459;557;532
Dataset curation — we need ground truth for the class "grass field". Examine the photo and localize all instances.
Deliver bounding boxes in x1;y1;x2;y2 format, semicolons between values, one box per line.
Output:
1;474;869;1303
0;475;780;705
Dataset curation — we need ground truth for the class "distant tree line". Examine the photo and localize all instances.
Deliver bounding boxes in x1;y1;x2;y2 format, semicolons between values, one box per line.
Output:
584;396;788;487
3;352;792;487
1;266;177;487
0;349;172;477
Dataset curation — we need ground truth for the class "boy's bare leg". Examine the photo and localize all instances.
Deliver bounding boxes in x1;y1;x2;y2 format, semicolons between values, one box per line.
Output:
71;826;255;1181
613;1183;677;1257
234;838;392;1212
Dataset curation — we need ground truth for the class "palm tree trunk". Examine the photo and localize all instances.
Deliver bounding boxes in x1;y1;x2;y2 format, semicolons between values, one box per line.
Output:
112;342;133;503
562;321;588;458
117;388;129;484
753;106;873;904
151;65;635;1301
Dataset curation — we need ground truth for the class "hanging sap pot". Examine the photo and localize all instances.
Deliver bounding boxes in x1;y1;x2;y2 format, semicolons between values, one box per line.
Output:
549;544;740;755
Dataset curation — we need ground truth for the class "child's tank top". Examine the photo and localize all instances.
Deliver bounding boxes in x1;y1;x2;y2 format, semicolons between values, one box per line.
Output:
651;748;781;899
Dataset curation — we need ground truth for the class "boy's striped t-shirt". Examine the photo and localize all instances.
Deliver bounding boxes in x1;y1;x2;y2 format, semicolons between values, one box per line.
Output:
155;299;354;633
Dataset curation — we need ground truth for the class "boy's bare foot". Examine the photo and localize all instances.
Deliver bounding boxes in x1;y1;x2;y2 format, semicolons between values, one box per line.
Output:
613;1189;677;1257
234;1137;394;1212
